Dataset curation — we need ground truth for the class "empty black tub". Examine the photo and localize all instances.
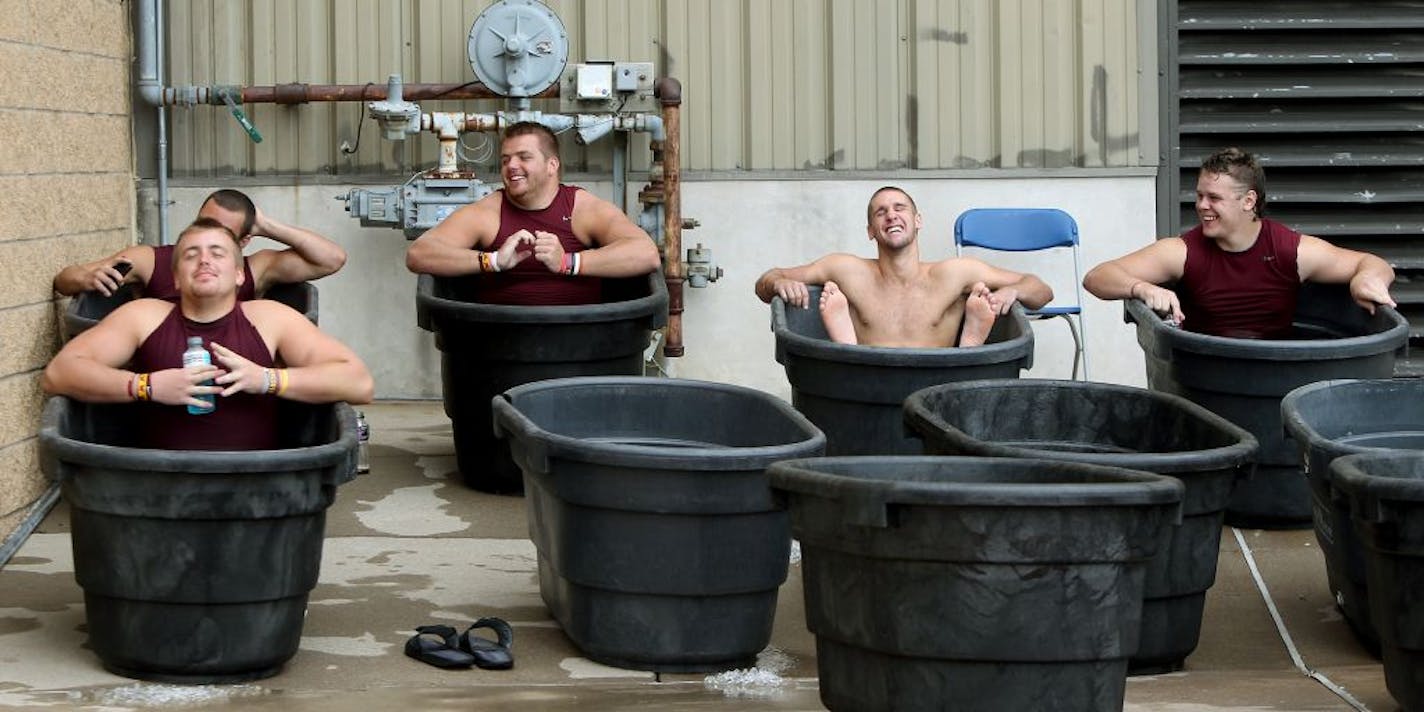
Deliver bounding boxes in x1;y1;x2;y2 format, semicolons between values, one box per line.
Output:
491;376;825;672
905;379;1256;673
418;272;667;493
1126;282;1406;528
768;456;1183;712
38;396;358;684
64;281;318;340
1333;452;1424;711
1282;378;1424;652
772;284;1033;456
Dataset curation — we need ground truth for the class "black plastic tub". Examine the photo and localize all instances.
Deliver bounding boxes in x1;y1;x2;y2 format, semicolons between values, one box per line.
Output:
418;272;667;493
905;379;1256;673
63;281;319;340
1333;452;1424;711
768;456;1182;712
1125;282;1407;528
38;396;358;684
772;284;1033;456
491;376;825;672
1282;378;1424;652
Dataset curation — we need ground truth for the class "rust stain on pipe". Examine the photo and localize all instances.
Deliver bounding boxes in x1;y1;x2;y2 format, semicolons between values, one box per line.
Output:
241;83;559;104
656;78;684;358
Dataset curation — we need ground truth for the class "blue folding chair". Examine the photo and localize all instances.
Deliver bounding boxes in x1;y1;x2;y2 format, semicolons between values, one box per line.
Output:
954;208;1089;380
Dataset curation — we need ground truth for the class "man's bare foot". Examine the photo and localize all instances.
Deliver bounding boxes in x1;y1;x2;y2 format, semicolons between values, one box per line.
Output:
959;287;996;347
819;281;858;344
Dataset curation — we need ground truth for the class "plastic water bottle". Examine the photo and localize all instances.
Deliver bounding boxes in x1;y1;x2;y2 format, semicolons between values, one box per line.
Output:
182;336;216;415
356;411;371;473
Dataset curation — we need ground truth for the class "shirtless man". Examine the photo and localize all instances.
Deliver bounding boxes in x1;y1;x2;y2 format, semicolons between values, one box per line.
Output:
1083;147;1395;338
755;186;1053;347
53;189;347;300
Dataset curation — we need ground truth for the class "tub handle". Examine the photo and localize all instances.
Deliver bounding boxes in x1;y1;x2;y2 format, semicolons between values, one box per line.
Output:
842;498;893;528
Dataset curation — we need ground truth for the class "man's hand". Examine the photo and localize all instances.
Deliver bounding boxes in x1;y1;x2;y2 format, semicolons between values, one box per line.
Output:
985;286;1019;316
496;230;536;270
772;278;812;308
1131;282;1185;324
77;259;133;297
530;230;568;273
1349;272;1397;314
149;365;224;409
210;342;273;397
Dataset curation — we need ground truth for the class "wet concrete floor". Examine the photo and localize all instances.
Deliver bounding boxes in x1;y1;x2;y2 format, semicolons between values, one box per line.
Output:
0;400;1398;711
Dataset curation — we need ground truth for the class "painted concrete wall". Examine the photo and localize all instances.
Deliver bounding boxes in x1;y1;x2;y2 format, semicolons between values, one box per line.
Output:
0;1;132;549
144;174;1155;402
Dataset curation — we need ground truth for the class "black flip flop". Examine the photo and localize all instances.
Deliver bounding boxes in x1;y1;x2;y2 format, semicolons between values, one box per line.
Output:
405;624;477;669
459;617;514;670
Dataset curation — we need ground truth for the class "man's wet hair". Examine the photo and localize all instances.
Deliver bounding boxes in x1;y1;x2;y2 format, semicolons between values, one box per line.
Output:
173;217;245;271
866;186;919;224
202;189;257;237
1200;147;1266;218
504;121;561;162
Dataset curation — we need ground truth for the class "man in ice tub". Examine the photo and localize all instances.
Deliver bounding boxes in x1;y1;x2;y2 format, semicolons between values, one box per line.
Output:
755;186;1053;347
1083;147;1396;339
43;219;374;451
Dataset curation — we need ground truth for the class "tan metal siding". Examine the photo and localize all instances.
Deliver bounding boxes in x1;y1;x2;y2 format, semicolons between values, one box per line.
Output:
160;0;1148;176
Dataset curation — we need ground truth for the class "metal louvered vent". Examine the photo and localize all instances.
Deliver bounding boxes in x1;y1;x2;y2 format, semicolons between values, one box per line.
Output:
1160;0;1424;375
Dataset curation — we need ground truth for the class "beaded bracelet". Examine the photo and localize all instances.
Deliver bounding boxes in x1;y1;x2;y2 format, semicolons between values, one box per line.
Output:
262;368;276;395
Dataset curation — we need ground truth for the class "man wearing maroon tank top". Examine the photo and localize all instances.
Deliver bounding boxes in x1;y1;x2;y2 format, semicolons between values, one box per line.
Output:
1084;147;1396;339
52;189;347;301
42;219;372;451
405;122;661;306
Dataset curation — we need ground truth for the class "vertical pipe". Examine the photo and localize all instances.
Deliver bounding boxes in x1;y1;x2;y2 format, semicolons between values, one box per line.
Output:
656;79;684;357
612;130;626;213
155;0;170;245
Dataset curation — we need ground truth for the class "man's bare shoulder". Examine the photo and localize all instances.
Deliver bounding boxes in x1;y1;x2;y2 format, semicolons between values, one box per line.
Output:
240;298;304;324
102;297;173;334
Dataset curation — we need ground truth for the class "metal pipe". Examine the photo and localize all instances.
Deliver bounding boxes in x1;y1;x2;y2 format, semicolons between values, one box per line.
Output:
240;82;560;104
155;0;169;245
655;78;684;357
612;129;626;213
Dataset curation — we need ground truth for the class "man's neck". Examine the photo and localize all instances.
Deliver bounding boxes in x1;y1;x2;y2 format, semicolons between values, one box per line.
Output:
180;294;238;323
1214;218;1264;253
875;243;923;283
506;184;561;212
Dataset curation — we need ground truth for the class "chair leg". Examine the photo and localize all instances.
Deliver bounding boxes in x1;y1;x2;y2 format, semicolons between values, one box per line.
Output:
1061;314;1086;381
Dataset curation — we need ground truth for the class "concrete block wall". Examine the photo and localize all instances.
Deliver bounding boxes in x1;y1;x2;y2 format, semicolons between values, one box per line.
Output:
0;0;132;547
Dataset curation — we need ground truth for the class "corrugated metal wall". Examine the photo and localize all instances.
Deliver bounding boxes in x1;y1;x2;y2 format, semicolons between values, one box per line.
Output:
158;0;1151;177
1160;0;1424;374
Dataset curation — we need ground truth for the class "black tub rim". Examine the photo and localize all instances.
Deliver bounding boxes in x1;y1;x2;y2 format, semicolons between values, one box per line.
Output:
904;378;1259;474
1334;450;1424;508
492;376;827;473
39;396;358;477
770;289;1035;368
1281;378;1422;462
416;271;669;329
1123;298;1408;362
767;455;1185;511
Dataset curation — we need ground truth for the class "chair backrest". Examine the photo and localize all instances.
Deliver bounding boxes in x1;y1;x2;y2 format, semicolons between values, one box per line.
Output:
954;208;1078;252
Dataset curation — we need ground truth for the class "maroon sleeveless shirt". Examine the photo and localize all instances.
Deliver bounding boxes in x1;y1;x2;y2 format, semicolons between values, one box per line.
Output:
146;244;257;302
470;185;603;305
132;303;279;450
1178;218;1301;339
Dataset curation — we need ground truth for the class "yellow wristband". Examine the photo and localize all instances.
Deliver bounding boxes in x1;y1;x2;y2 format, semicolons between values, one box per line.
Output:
276;368;289;396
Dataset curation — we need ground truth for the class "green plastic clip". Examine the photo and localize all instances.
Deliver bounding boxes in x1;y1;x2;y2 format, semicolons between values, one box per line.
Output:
218;89;263;144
